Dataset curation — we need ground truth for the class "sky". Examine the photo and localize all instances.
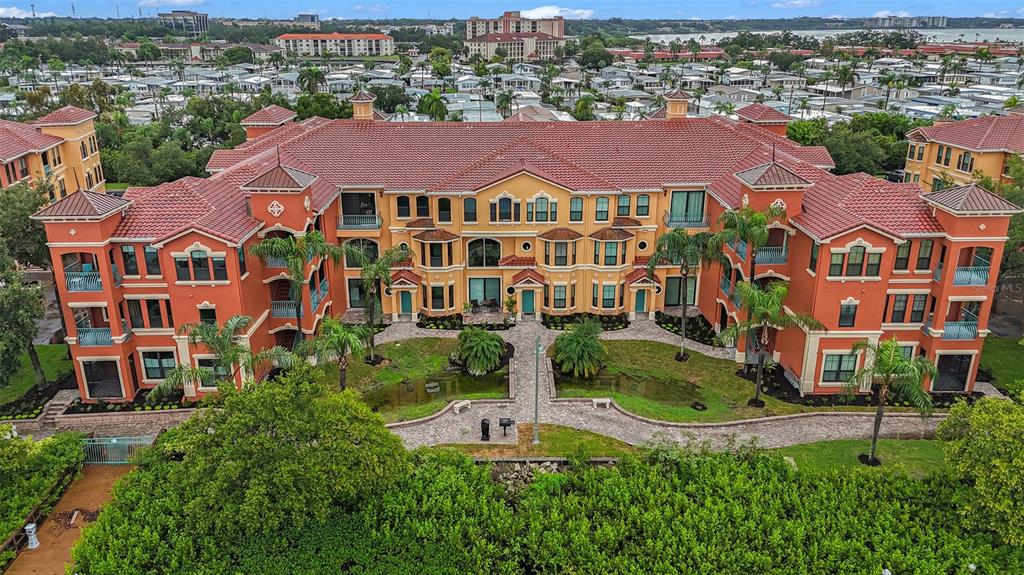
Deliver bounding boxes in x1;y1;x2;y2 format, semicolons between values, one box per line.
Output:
0;1;1022;22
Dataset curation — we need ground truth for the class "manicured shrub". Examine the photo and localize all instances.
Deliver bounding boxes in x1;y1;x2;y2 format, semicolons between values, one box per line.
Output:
552;318;607;378
456;327;504;376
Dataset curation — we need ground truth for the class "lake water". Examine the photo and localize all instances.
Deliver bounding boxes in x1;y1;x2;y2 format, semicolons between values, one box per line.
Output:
640;28;1024;44
359;368;508;414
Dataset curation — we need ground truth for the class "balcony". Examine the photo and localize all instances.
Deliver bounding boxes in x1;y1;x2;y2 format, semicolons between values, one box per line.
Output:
942;320;978;340
310;277;329;310
77;327;113;346
337;214;382;230
265;256;287;268
952;266;989;286
271;300;301;318
729;239;748;261
757;246;788;264
720;275;732;297
65;271;103;292
663;211;709;228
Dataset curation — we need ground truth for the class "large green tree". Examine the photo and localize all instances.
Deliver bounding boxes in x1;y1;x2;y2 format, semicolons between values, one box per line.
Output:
0;243;46;389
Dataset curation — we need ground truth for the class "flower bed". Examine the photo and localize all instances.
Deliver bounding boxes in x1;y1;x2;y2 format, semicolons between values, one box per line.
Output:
0;375;78;420
542;313;629;331
416;313;463;330
63;391;206;415
654;312;719;346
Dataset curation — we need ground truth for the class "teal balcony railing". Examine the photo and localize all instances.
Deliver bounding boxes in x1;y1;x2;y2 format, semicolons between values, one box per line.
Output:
757;246;788;264
720;275;731;297
337;214;383;230
942;321;978;340
265;256;287;268
271;300;301;318
65;271;103;292
664;211;709;228
730;238;748;260
952;266;989;286
77;327;113;346
310;277;329;310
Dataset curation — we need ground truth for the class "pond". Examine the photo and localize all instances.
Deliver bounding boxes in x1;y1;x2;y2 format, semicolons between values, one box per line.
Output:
553;365;701;407
358;367;509;415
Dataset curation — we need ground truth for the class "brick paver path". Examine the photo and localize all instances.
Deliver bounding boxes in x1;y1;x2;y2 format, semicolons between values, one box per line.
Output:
379;320;943;449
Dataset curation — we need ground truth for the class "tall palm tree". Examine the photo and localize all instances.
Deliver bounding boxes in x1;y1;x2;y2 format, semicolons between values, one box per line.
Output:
846;337;935;465
495;90;518;118
417;88;447;121
394;104;410;121
713;101;736;116
355;244;411;361
154;315;293;400
299;316;366;391
647;230;726;362
718;281;823;407
832;64;858;97
250;231;349;344
268;52;284;71
297;65;326;95
717;205;785;284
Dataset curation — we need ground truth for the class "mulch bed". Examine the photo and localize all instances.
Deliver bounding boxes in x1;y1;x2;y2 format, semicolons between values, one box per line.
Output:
64;390;201;414
0;375;78;419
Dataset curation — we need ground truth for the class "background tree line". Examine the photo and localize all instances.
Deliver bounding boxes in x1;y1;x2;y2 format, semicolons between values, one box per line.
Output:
787;112;932;176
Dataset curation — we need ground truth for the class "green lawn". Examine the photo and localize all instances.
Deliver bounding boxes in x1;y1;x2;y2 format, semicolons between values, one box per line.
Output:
103;182;131;191
775;439;945;478
553;340;885;423
0;344;73;406
443;424;638;458
320;338;507;423
980;336;1023;398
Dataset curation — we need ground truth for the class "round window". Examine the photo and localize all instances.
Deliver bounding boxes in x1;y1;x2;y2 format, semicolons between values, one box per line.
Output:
654;284;663;295
384;287;393;297
506;286;515;295
637;240;648;251
522;241;532;251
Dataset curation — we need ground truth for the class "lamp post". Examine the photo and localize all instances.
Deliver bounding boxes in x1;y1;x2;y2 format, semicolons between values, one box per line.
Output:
533;335;541;444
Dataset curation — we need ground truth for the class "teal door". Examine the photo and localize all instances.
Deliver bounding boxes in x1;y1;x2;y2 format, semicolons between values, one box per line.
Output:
400;291;412;314
521;291;535;314
634;289;646;313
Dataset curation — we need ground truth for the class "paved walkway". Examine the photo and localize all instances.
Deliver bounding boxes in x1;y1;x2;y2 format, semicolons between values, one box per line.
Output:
380;320;943;449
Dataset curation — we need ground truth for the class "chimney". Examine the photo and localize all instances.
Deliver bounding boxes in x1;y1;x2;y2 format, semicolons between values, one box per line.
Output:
663;89;690;120
349;90;377;121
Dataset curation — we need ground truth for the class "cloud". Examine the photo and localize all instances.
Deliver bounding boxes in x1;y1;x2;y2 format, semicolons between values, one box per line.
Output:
352;3;389;13
771;0;819;7
872;10;911;17
137;0;204;6
521;5;595;19
982;10;1010;16
0;6;57;16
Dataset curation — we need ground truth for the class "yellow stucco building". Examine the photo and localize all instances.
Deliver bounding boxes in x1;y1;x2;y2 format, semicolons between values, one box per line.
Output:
905;114;1024;191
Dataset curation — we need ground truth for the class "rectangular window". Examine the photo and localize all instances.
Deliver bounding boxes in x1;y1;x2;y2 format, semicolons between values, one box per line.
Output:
174;257;190;281
602;284;615;308
464;199;477;223
828;253;843;277
196;358;230;383
808;242;819;272
553;285;566;309
636;194;650;216
431;285;444;310
592;283;598;307
347;278;364;308
145;300;164;328
916;240;933;270
212;257;228;281
237;247;246;276
570;284;576;308
604;242;618;266
144;246;161;276
127;300;144;329
943;147;951;166
448;284;454;308
570;198;583;222
120;245;139;276
907;144;915;159
935;144;944;164
142;351;175;380
199;308;217;325
595;197;609;221
191;252;210;281
845;249;864;276
429;244;443;267
526;202;534;222
665;277;697;306
164;300;174;328
593;241;599;265
917;146;924;161
619;282;625;307
822;353;857;382
543;284;549;307
909;294;927;323
617;195;630;216
865;253;881;277
890;294;908;323
554;242;567;266
894;242;911;270
838;303;857;327
899;346;914;359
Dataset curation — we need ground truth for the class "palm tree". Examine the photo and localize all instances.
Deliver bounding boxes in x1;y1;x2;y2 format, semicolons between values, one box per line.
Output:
717;205;785;285
1003;95;1021;110
718;281;823;407
297;65;325;95
552;318;607;378
154;315;293;400
573;94;596;120
249;231;348;344
299;316;366;391
456;327;504;376
268;52;284;71
846;337;935;465
355;244;411;361
712;101;736;116
417;88;447;121
394;104;410;121
495;90;518;118
647;230;726;362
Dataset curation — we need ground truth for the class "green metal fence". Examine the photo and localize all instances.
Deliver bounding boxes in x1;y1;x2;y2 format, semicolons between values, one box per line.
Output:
82;436;154;465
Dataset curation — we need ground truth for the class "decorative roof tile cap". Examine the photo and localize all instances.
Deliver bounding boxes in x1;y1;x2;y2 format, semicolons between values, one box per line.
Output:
32;190;129;219
349;90;377;103
589;227;634;241
735;161;811;188
241;164;317;191
412;229;459;242
922;183;1023;214
405;217;435;229
537;227;583;241
612;216;642;228
663;89;691;100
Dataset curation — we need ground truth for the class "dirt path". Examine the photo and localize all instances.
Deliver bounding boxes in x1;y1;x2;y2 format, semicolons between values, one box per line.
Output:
6;466;132;575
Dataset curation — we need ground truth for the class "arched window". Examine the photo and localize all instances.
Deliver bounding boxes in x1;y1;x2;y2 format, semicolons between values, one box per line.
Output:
845;246;865;276
345;239;379;268
467;238;501;267
498;198;512;221
535;197;549;222
463;198;477;222
415;196;430;218
636;194;650;216
438;198;452;223
595;197;609;221
396;196;410;218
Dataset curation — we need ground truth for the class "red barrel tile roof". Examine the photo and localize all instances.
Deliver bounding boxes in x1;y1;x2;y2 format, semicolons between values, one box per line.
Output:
497;255;536;267
30;106;96;126
537;227;583;241
33;191;129;219
0;120;64;162
922;183;1023;213
240;105;297;127
736;104;791;124
909;115;1024;153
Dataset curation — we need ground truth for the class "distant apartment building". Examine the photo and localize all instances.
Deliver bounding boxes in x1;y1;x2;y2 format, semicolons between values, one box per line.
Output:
380;22;455;36
158;10;209;37
273;33;395;57
114;41;282;63
465;32;564;62
871;16;948;29
465;11;565;40
904;114;1024;191
218;14;321;30
0;106;105;202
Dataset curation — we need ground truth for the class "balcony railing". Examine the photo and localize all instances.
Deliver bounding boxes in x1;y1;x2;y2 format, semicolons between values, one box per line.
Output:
952;266;989;286
730;239;748;261
337;214;382;230
933;262;943;282
664;212;709;228
265;256;287;268
757;246;788;264
65;271;103;292
310;277;329;310
942;320;978;340
271;300;301;318
730;287;744;309
77;327;113;346
720;275;731;297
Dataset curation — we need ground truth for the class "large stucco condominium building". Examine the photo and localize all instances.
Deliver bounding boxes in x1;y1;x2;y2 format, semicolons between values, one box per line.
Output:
34;93;1020;404
272;33;395;57
904;113;1024;191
